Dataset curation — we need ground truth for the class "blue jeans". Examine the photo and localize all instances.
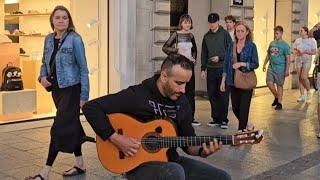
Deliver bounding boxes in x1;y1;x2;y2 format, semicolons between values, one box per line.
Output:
126;156;231;180
207;68;229;124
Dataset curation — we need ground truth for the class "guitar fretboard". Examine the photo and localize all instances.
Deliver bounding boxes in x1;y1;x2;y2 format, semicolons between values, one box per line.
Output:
141;135;234;148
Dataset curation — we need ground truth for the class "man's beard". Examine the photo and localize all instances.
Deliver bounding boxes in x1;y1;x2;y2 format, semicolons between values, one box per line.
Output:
163;82;181;99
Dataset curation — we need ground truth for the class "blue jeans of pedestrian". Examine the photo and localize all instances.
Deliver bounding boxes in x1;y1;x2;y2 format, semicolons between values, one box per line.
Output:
126;156;231;180
207;68;229;124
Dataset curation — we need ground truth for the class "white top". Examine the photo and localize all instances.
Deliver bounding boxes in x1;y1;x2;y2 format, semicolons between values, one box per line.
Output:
228;30;235;42
293;37;317;60
177;42;193;58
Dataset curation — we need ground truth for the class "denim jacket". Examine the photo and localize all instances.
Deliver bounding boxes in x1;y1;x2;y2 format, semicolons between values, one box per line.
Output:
222;40;259;86
39;31;89;101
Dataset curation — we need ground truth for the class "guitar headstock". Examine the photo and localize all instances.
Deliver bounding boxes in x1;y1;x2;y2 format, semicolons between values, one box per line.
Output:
233;129;263;146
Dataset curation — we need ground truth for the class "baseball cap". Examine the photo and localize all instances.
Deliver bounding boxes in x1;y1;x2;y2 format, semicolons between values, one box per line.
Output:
208;13;219;23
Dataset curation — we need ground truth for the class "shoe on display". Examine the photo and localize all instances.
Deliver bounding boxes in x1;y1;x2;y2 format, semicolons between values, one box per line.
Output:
220;122;228;129
20;48;26;54
275;103;282;110
191;120;201;126
11;11;23;15
28;10;40;14
272;98;278;106
297;95;305;103
306;92;312;103
207;121;220;127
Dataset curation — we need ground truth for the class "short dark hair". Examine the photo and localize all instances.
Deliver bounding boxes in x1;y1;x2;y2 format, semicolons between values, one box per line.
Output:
50;5;75;32
179;14;193;30
302;26;309;33
274;25;284;32
224;15;236;23
161;54;193;75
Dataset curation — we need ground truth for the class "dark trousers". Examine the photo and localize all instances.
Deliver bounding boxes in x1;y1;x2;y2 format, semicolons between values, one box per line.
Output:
207;68;229;124
46;84;84;166
185;65;195;118
230;86;253;130
127;156;231;180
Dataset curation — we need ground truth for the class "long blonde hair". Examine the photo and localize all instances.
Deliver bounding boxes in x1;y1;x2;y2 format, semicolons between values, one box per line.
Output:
234;21;252;42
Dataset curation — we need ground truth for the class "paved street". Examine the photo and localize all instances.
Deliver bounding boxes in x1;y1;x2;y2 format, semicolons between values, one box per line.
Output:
0;88;320;180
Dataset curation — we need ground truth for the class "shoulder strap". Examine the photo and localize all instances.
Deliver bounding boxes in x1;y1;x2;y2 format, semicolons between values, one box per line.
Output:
232;42;238;64
49;32;70;75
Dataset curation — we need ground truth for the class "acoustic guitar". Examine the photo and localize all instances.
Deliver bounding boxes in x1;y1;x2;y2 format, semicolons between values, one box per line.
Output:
96;113;263;174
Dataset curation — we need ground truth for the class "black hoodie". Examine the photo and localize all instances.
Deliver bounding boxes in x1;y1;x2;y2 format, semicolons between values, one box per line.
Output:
82;75;196;162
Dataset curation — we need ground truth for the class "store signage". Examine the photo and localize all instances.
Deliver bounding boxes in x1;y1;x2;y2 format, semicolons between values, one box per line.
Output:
233;0;243;6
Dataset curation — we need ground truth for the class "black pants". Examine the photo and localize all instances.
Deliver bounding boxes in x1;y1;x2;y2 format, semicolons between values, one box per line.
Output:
207;68;229;124
46;84;85;166
230;86;253;130
185;65;195;118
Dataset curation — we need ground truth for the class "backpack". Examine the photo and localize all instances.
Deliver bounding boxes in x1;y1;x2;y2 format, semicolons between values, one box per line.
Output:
1;63;24;91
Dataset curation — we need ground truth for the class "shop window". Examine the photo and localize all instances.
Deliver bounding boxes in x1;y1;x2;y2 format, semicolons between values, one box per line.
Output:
170;0;188;27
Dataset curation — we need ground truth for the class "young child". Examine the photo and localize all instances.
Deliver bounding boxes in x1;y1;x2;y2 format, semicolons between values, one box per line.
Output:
263;26;291;110
162;14;198;126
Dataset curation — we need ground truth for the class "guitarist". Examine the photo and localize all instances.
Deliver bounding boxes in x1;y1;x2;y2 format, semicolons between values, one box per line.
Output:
82;54;231;180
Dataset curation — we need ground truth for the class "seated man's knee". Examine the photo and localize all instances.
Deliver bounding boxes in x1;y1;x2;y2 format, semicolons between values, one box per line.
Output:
163;163;185;180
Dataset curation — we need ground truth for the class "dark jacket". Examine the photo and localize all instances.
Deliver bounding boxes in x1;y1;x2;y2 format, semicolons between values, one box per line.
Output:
201;26;232;71
223;40;259;86
82;75;196;162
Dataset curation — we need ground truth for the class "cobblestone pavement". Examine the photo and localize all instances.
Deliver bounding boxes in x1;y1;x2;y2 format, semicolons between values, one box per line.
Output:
0;88;320;180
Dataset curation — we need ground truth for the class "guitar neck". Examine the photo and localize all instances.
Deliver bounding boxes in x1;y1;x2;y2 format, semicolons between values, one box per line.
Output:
142;135;234;148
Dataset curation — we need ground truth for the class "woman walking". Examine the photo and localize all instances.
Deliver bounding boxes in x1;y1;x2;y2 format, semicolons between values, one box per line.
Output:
26;5;90;180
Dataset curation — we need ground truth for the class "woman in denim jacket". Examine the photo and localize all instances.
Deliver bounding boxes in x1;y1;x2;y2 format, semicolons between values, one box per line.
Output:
220;21;259;131
26;6;89;180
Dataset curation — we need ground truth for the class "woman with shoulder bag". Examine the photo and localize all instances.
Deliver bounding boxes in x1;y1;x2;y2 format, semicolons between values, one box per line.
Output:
26;5;90;180
220;21;259;131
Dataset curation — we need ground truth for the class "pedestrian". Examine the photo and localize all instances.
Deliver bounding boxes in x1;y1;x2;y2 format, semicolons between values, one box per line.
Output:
201;13;232;129
262;26;291;110
162;14;199;126
220;21;259;131
224;15;236;42
293;26;317;103
82;54;231;180
26;5;90;180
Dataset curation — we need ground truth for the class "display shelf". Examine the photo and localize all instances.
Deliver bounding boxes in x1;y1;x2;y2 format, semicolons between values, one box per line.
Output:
4;13;51;18
5;34;46;37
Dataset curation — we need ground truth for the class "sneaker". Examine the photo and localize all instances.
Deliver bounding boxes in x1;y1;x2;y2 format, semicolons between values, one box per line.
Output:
297;95;305;103
275;103;282;110
220;122;228;129
192;120;201;126
306;92;312;103
317;132;320;139
207;121;219;127
272;98;278;106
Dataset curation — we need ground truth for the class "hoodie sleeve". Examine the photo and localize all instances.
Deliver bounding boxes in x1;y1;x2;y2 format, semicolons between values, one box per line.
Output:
201;36;208;71
82;86;139;140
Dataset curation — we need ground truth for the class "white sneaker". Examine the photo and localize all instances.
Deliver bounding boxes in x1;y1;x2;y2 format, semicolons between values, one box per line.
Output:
306;92;312;103
317;132;320;139
297;95;305;103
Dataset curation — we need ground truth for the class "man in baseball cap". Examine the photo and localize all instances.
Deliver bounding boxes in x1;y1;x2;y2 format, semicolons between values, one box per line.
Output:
201;12;232;129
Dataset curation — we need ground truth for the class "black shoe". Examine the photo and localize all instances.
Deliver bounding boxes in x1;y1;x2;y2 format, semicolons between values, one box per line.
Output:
275;103;282;110
220;122;228;129
207;121;220;127
272;98;278;106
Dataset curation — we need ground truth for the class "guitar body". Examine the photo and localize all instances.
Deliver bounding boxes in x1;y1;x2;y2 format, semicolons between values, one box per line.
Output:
96;113;177;174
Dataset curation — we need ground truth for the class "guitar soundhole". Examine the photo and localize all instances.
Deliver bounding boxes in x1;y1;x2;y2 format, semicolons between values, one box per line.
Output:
143;135;161;153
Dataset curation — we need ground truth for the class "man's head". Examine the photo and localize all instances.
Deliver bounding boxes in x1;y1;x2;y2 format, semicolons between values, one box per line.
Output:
224;15;236;31
158;54;193;101
208;13;220;31
274;25;284;40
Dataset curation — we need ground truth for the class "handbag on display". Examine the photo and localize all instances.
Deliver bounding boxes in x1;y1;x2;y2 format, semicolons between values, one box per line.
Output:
1;63;24;91
232;42;257;90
